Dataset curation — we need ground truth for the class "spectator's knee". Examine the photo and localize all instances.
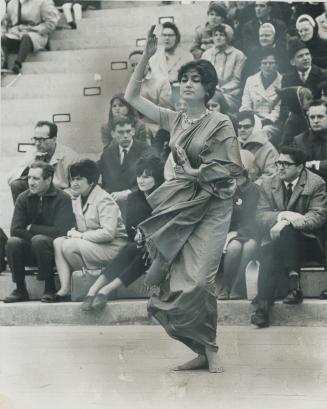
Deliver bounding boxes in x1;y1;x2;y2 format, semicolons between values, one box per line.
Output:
31;234;51;250
6;236;25;251
62;238;80;257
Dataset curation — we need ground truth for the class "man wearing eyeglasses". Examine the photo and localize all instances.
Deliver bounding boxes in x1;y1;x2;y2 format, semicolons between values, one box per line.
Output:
251;145;327;328
294;100;327;183
236;111;278;180
8;121;79;202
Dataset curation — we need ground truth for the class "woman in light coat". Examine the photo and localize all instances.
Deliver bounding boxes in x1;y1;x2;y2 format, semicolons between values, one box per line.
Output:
2;0;59;73
202;24;246;112
51;159;128;302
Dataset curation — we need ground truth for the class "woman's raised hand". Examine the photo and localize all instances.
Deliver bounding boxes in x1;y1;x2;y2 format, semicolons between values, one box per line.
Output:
144;25;158;58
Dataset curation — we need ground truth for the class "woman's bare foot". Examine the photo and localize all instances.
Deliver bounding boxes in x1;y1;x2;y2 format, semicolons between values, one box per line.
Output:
173;354;208;371
205;348;224;373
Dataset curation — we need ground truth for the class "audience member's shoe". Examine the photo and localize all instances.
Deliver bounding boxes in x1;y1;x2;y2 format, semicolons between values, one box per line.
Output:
12;61;22;74
320;289;327;299
283;289;303;305
92;293;107;311
217;289;229;300
68;21;77;29
41;293;57;303
251;309;269;328
3;288;29;303
81;295;95;312
42;293;71;303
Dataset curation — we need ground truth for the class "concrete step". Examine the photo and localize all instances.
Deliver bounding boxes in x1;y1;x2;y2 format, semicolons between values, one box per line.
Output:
0;298;326;326
1;124;104;157
2;71;129;99
2;96;110;127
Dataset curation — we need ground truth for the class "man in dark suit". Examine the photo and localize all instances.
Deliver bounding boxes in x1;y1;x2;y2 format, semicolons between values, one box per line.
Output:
294;100;327;183
98;115;149;204
282;38;327;99
251;145;327;328
241;1;287;55
4;162;75;303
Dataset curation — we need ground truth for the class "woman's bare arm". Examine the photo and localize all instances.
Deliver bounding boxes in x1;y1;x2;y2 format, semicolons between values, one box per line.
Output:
124;25;162;124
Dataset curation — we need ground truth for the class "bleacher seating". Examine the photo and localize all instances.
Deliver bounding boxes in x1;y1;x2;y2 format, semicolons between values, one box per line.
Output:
1;1;327;323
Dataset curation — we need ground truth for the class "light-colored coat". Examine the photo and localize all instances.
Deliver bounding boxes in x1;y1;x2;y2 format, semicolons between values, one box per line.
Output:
257;169;327;246
150;45;193;84
241;71;282;123
4;0;59;52
202;45;246;110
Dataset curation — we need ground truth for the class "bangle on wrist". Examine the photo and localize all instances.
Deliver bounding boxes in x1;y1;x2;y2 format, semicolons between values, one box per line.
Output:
131;76;143;83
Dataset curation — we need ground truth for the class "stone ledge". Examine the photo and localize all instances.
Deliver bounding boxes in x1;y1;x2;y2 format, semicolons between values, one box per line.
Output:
0;299;327;326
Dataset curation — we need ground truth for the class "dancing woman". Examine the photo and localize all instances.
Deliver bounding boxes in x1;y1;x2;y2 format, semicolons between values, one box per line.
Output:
124;26;244;373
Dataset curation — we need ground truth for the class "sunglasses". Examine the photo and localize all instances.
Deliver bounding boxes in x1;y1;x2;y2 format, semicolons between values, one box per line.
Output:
237;124;252;129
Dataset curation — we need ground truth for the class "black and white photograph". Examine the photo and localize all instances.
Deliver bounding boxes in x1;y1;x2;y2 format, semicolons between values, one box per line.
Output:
0;0;327;408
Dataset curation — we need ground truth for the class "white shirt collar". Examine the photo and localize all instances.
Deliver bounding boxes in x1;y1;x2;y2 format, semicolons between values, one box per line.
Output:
119;141;133;162
297;67;311;82
284;177;299;190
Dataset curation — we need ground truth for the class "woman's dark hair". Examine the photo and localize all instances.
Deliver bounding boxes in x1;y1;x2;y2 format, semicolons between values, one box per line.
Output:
178;60;218;103
136;155;164;187
207;2;227;18
162;21;181;47
237;110;255;127
278;145;308;165
108;93;136;123
69;159;100;185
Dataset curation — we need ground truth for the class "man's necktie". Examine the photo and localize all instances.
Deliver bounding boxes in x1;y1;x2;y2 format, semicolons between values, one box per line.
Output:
121;149;128;166
286;182;293;204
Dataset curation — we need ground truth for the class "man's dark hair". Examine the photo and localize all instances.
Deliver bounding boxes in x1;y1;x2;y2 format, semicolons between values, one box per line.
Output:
237;111;255;126
178;59;218;103
34;121;58;139
30;161;55;180
308;99;327;113
111;115;136;131
162;22;181;47
257;46;277;63
69;159;100;185
128;49;143;59
279;145;308;165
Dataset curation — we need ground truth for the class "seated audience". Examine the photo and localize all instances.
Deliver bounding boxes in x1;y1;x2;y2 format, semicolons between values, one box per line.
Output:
295;14;327;69
202;23;246;112
240;48;282;127
251;146;327;328
316;3;327;41
276;86;312;145
52;159;128;302
294;100;327;183
241;1;287;56
81;156;164;311
236;111;278;180
3;162;75;303
190;2;232;59
98;116;150;206
242;22;289;79
128;50;173;136
149;21;193;85
8;120;79;203
101;93;151;146
282;38;327;99
1;0;59;73
218;150;260;300
55;1;82;29
129;50;173;109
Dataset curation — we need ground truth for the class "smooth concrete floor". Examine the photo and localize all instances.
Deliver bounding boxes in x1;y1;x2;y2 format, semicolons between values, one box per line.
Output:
0;325;326;409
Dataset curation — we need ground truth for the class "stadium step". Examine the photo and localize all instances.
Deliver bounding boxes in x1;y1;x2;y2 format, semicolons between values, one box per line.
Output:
2;72;129;99
0;298;326;326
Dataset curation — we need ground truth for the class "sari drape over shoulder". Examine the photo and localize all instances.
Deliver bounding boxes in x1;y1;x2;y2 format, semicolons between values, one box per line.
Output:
140;109;243;354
